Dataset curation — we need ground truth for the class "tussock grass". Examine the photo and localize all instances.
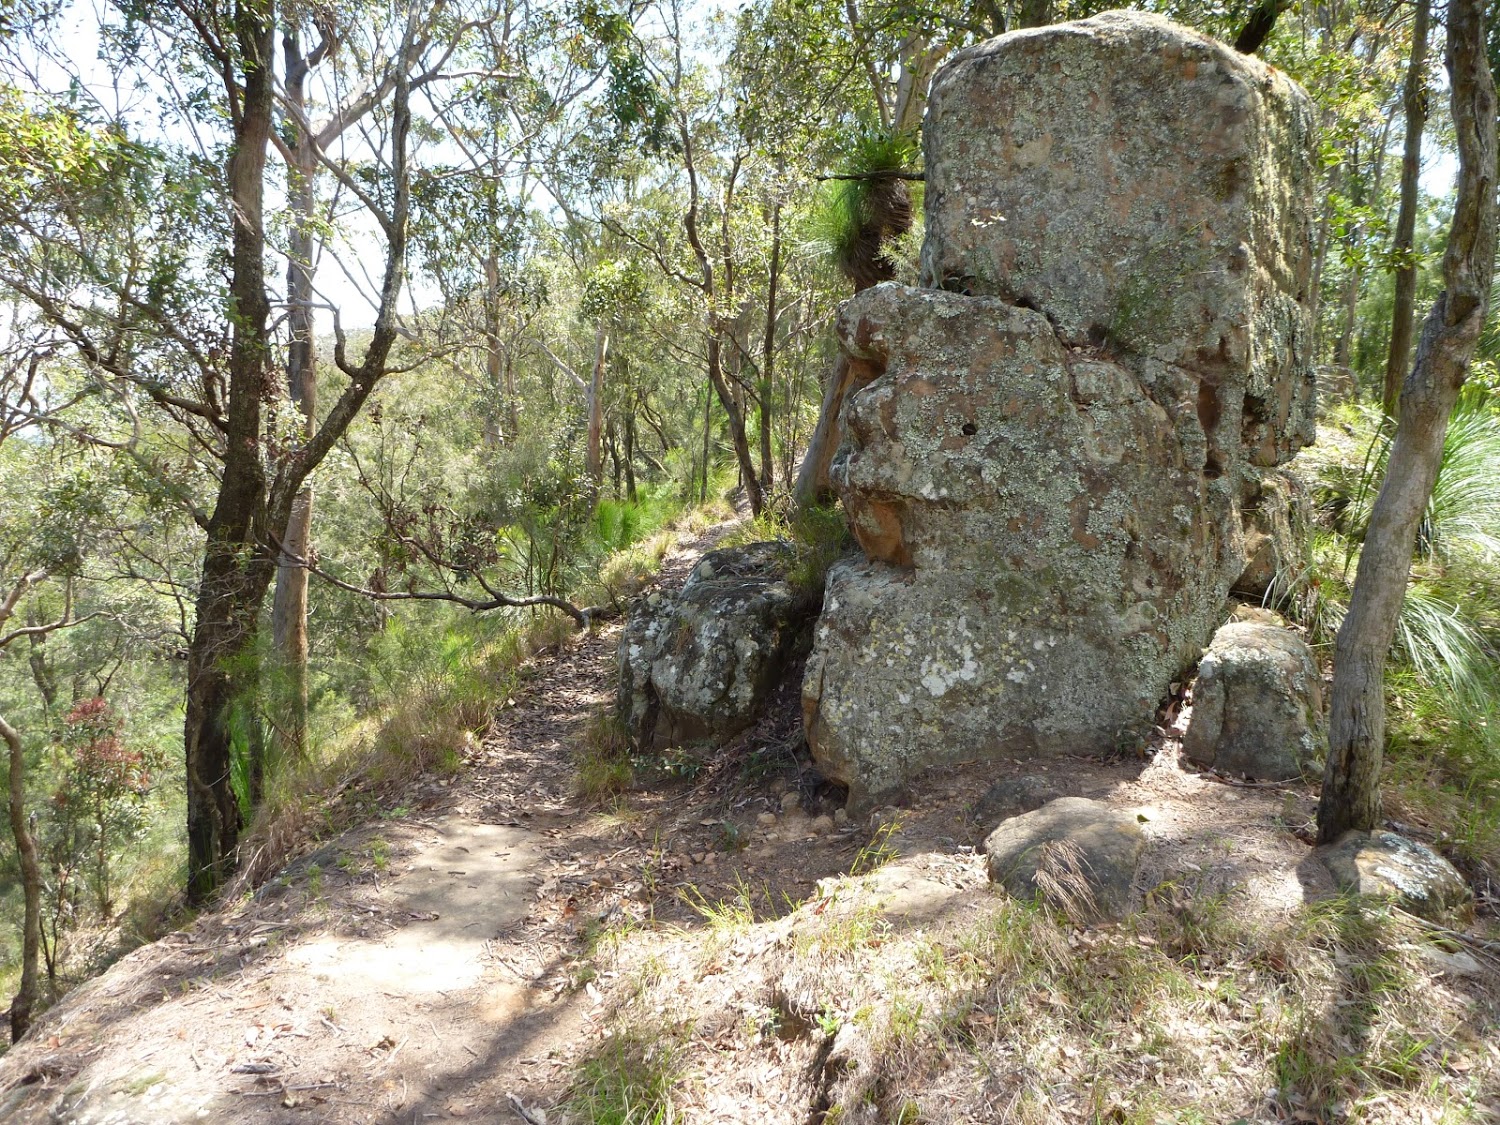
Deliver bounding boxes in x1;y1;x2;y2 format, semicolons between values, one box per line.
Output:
576;710;633;803
580;864;1500;1125
560;1026;686;1125
717;500;852;596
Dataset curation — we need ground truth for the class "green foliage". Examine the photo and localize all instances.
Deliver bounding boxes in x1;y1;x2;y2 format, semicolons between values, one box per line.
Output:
720;500;851;596
807;130;921;288
1288;398;1500;719
46;697;158;919
561;1027;683;1125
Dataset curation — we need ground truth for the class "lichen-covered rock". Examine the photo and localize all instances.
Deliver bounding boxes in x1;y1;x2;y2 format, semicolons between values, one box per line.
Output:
984;797;1146;921
922;10;1318;465
1182;621;1322;780
1316;831;1473;922
1234;469;1310;600
618;542;816;748
804;11;1317;809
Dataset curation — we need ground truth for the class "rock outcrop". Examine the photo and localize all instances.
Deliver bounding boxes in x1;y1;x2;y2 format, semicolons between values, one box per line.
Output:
619;542;817;748
804;11;1317;808
1182;621;1323;780
984;797;1147;922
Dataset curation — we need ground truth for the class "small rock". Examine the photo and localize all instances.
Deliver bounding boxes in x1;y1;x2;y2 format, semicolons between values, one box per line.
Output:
969;776;1064;827
984;797;1147;922
756;812;777;828
780;792;800;813
1316;830;1473;922
809;815;835;836
617;541;818;749
690;852;706;865
1183;622;1322;781
1419;945;1483;978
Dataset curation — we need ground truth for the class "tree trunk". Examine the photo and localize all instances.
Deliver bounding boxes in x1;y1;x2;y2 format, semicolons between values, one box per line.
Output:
606;417;622;495
483;253;505;447
3;710;41;1044
587;324;608;501
270;144;317;771
25;609;57;710
1318;0;1496;843
759;198;781;497
184;2;277;903
1309;159;1341;354
700;375;711;504
707;333;762;514
1234;0;1289;55
623;406;638;502
1382;0;1431;415
1017;0;1052;29
1333;119;1393;375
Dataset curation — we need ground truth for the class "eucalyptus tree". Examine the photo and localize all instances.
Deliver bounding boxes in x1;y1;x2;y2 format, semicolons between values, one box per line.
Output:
1319;0;1496;840
0;0;428;900
268;0;531;763
1382;0;1432;413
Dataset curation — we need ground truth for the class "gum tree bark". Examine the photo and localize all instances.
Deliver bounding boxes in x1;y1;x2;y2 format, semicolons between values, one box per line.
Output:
269;27;323;771
1382;0;1432;415
2;708;40;1043
1317;0;1497;843
182;1;280;901
1;571;46;1043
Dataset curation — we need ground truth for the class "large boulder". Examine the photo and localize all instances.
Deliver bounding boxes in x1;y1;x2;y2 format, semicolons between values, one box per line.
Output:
618;542;817;748
804;11;1317;809
921;10;1318;465
1182;621;1322;780
984;797;1147;922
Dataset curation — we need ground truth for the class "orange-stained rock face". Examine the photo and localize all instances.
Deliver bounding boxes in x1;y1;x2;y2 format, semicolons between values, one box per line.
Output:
803;11;1319;810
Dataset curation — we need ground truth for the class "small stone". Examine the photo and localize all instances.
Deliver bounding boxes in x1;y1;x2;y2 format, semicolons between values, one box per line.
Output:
1420;946;1483;978
810;815;835;836
984;797;1147;922
617;541;818;749
1316;830;1472;922
969;776;1064;827
780;792;800;813
757;812;777;828
690;852;706;865
1183;622;1323;781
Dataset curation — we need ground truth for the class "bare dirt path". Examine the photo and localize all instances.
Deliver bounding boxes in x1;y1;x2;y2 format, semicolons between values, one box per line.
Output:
4;512;1455;1125
0;522;752;1125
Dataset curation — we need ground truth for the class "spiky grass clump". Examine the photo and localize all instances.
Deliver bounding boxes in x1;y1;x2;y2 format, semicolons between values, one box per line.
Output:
808;130;921;290
1290;396;1500;714
718;500;851;597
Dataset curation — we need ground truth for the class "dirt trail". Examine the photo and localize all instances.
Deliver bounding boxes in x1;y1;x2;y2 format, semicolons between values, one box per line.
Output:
0;526;728;1124
0;517;1401;1124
